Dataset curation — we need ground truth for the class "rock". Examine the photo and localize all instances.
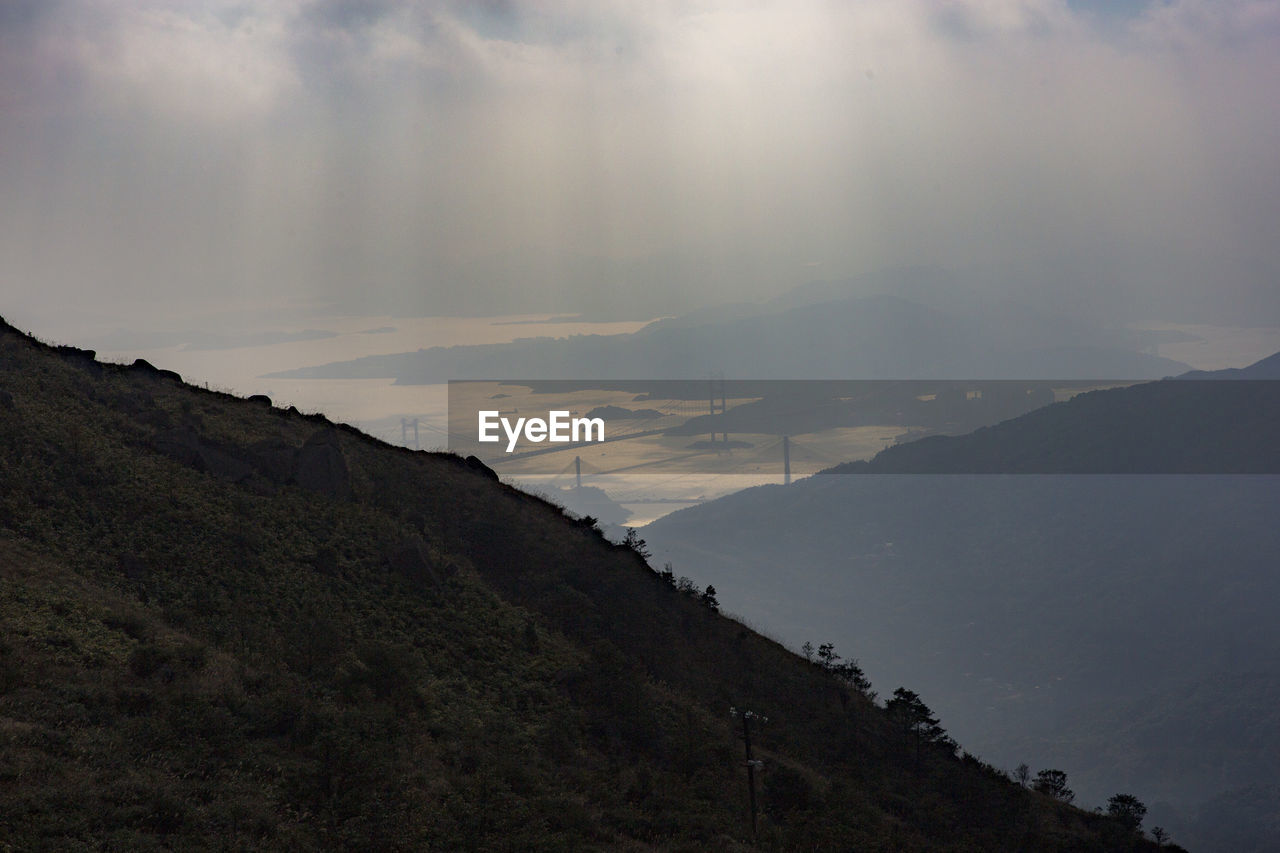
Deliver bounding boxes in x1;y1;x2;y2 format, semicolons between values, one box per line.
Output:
117;389;171;428
152;426;254;482
199;445;256;483
55;345;96;361
55;345;101;374
294;429;352;500
248;394;272;407
131;358;180;382
465;455;499;482
248;437;297;484
153;427;206;471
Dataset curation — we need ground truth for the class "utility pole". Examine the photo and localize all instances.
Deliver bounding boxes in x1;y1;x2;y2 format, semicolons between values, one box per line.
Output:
730;707;767;838
720;373;728;443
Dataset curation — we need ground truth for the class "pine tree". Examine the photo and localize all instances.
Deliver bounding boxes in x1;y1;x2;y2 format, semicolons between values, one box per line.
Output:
886;688;954;769
1106;793;1147;832
1032;769;1074;804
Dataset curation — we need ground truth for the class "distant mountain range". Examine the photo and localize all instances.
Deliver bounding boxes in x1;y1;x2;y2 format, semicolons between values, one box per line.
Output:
822;377;1280;475
1179;350;1280;380
644;355;1280;852
268;290;1188;382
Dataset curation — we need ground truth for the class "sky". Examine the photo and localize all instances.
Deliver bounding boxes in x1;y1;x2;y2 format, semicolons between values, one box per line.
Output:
3;0;1280;340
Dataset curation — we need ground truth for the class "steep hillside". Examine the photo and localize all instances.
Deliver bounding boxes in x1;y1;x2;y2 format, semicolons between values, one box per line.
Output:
0;317;1164;850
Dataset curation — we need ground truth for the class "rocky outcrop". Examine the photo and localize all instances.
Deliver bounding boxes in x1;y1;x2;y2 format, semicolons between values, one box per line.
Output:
150;422;354;501
464;455;499;482
131;359;181;383
55;346;101;374
294;429;352;500
247;437;297;484
152;427;206;471
152;427;256;482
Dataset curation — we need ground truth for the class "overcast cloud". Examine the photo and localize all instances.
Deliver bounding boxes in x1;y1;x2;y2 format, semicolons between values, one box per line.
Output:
3;0;1279;336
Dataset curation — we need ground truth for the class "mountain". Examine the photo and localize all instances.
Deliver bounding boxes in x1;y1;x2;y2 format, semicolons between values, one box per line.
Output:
268;292;1188;382
0;316;1167;850
1178;350;1280;380
821;374;1280;474
643;369;1280;852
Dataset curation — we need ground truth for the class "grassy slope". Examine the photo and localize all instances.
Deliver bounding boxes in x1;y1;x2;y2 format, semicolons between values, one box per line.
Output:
0;318;1160;851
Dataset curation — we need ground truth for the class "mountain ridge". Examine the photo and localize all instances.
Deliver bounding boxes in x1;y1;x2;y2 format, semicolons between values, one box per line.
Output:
820;366;1280;475
266;292;1189;382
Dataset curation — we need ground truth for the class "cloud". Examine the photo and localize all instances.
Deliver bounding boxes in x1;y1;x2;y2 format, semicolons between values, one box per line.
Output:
2;0;1279;330
1133;0;1280;44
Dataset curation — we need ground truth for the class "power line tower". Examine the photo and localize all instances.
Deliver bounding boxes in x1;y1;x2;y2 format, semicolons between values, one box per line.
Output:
719;372;728;443
401;417;419;450
730;706;768;838
708;371;729;444
708;372;718;443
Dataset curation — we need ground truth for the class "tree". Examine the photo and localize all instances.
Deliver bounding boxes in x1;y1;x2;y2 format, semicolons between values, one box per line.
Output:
1032;769;1074;804
1151;826;1169;846
1106;793;1147;832
833;659;875;700
1013;763;1030;787
886;687;954;768
621;528;651;561
699;585;719;610
659;562;676;587
807;642;874;699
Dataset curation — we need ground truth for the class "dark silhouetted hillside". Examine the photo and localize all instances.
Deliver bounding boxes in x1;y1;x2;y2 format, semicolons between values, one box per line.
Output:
0;316;1164;850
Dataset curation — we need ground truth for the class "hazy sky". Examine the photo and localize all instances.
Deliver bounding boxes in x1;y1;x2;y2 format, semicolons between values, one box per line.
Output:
3;0;1279;336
